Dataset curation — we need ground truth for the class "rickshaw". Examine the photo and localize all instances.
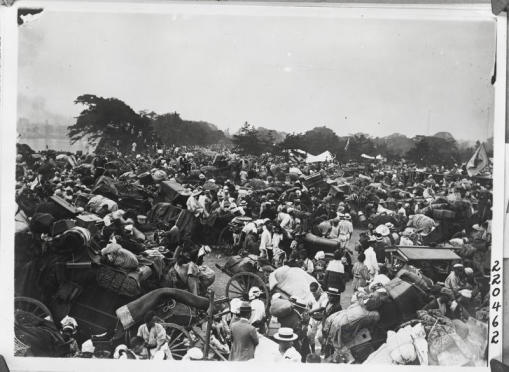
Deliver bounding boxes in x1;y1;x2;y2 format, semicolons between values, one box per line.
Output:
385;246;461;283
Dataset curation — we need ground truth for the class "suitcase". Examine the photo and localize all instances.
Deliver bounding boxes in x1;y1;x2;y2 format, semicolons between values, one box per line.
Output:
304;173;323;187
50;195;78;217
385;278;424;321
76;213;104;236
51;219;76;236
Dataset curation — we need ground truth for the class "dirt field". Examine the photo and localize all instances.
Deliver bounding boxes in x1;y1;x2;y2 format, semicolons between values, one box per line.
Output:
204;229;363;309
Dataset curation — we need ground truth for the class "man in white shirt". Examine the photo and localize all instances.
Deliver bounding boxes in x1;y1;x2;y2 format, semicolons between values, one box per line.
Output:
364;237;379;279
280;208;296;237
397;202;407;217
259;220;273;260
137;311;171;360
307;282;328;353
186;188;204;217
248;287;266;331
338;214;354;248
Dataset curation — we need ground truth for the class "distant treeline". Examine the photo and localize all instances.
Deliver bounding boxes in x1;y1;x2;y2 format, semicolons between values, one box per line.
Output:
26;94;490;166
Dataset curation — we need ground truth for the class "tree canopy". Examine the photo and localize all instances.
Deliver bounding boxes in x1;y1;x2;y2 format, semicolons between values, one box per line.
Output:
232;122;275;155
68;94;152;152
152;113;228;146
68;94;229;152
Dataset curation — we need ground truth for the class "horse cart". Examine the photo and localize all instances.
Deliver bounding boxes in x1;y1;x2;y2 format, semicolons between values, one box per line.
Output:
14;287;229;360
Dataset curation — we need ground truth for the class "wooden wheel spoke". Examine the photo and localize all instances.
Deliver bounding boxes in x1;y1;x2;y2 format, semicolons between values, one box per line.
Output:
230;282;244;293
245;275;252;289
168;333;183;347
171;340;186;348
171;347;188;353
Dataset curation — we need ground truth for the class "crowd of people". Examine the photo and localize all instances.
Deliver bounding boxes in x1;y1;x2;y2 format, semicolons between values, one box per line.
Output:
14;143;492;365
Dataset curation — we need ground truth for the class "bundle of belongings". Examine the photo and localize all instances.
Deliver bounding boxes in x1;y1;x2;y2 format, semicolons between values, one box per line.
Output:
268;266;318;304
364;309;488;366
364;323;427;365
322;302;380;352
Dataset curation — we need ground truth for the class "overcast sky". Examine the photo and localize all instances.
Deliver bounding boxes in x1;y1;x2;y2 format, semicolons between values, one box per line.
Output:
18;8;496;141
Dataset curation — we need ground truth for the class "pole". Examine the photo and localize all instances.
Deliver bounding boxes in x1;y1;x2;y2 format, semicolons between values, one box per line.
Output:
203;289;214;359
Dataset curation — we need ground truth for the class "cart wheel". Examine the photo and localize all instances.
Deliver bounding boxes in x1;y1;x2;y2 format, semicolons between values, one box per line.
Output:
14;297;52;321
226;272;270;307
160;323;191;360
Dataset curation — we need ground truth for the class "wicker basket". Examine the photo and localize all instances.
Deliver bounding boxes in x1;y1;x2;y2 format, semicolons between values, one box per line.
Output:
14;336;30;356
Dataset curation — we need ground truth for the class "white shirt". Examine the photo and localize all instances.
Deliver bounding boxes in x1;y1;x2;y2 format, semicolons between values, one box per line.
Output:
364;246;379;276
326;260;344;274
272;233;283;250
308;292;329;311
186;196;203;217
280;213;293;231
242;222;258;234
249;298;266;324
338;220;353;235
302;258;314;274
259;227;273;251
282;346;301;362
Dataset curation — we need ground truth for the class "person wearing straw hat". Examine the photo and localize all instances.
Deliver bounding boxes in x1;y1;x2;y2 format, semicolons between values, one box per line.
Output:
274;327;301;362
229;301;259;361
276;296;310;361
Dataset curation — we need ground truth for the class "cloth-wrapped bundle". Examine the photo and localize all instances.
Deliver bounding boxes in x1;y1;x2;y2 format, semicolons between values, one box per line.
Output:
322;303;380;349
269;297;293;318
268;266;318;303
223;255;259;275
87;194;118;214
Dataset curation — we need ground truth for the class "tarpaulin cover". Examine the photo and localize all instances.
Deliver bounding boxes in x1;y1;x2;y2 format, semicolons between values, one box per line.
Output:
306;151;334;163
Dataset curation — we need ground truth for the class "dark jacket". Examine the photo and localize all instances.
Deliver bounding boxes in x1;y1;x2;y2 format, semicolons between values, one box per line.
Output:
229;318;259;361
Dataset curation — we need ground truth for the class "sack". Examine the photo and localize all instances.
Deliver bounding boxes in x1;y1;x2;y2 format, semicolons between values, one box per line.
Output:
270;298;293;318
198;265;215;288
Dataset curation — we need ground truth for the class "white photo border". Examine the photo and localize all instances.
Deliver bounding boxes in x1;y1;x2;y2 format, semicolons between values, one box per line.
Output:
0;1;505;371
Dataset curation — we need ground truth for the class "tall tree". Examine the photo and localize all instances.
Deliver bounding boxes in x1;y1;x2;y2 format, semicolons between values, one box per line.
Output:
152;112;228;146
233;122;273;155
406;136;460;166
68;94;152;153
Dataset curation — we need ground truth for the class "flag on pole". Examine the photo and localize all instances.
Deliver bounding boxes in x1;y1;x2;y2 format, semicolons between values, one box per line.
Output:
466;143;489;177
